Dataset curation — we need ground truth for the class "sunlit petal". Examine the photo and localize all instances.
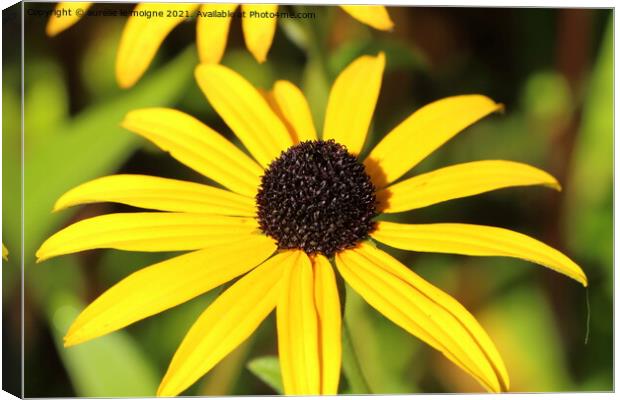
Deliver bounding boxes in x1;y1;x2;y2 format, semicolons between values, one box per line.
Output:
241;4;278;63
64;236;276;347
54;174;256;216
278;251;321;394
312;255;341;394
380;160;560;213
196;4;238;64
336;243;509;392
122;108;263;197
272;80;318;143
36;213;258;262
195;64;293;167
323;53;385;155
372;222;587;286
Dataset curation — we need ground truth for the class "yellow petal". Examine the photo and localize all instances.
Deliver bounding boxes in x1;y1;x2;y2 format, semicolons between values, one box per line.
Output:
272;80;318;143
36;213;258;262
323;53;385;155
196;4;238;64
157;250;292;396
45;2;92;36
372;222;587;286
339;5;394;31
195;63;293;167
365;95;503;187
2;243;8;261
54;174;256;216
259;88;296;142
278;251;320;395
241;4;278;63
64;236;276;347
380;160;560;213
312;255;341;394
115;3;199;88
122;108;263;197
336;244;509;392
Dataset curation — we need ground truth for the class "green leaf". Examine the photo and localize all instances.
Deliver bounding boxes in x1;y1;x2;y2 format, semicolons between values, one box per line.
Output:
246;355;283;394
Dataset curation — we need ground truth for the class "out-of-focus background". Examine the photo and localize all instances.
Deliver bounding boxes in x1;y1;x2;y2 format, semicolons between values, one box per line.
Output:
2;2;613;396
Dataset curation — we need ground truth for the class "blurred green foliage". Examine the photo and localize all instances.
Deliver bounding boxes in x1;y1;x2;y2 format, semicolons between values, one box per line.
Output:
246;356;284;394
18;27;198;394
4;4;613;396
565;18;613;284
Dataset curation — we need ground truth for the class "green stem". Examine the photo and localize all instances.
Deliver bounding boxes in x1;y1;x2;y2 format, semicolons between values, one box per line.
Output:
292;5;331;127
303;10;330;81
342;320;372;394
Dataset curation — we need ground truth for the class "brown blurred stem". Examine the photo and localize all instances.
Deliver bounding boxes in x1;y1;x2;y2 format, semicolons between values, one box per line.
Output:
543;9;592;347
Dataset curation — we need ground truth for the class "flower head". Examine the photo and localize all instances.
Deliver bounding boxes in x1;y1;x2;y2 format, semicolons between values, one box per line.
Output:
46;2;394;88
256;139;378;256
37;53;586;396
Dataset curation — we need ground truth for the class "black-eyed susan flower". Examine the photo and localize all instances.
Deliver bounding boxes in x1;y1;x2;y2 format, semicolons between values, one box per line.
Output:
46;2;393;88
37;53;587;396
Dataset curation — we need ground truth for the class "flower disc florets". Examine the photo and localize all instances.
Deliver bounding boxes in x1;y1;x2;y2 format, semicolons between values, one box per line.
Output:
256;139;378;257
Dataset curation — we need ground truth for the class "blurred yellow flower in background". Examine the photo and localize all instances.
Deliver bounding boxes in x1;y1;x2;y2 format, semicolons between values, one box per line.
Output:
46;2;394;88
36;52;586;396
2;243;8;261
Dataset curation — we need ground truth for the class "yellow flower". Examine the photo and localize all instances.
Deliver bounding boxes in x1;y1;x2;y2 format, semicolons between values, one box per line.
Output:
46;2;394;88
37;53;587;396
2;243;8;261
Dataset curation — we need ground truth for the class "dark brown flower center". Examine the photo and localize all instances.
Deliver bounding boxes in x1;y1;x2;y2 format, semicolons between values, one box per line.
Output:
256;139;378;257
